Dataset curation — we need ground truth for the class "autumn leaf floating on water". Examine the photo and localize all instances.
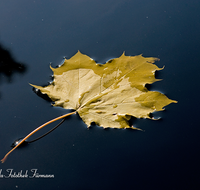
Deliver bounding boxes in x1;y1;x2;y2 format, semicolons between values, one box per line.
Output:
31;51;177;128
1;51;177;163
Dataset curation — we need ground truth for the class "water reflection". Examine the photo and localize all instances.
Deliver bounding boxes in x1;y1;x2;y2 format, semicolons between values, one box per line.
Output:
0;43;27;83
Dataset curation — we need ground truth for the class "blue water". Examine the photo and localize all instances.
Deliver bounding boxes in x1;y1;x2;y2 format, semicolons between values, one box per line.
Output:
0;0;199;189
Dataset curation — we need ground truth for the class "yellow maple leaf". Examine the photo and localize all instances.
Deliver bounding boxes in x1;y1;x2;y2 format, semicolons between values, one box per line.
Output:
1;51;177;163
31;51;177;129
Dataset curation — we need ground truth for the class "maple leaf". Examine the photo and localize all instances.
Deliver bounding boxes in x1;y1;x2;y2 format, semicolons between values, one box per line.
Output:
1;51;177;163
31;51;177;129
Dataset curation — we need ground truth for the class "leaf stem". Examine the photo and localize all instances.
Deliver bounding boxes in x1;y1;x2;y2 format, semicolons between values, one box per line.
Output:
27;118;66;143
1;111;76;163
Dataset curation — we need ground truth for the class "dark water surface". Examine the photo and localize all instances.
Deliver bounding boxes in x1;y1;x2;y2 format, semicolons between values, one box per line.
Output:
0;0;200;189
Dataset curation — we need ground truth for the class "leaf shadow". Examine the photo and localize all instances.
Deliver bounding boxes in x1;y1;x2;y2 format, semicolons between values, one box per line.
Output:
32;87;52;102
